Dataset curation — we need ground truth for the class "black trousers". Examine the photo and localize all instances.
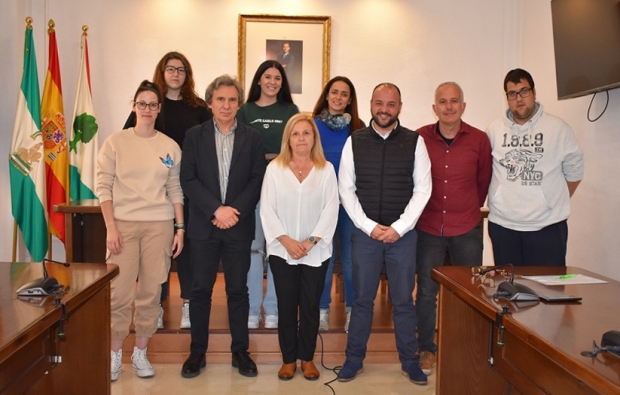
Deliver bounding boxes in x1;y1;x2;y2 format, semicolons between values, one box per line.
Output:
176;198;193;300
269;255;329;363
488;220;568;266
188;231;252;354
160;197;192;302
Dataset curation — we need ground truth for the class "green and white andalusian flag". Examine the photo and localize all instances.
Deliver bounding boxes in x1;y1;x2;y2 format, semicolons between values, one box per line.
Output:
9;20;49;261
69;28;98;201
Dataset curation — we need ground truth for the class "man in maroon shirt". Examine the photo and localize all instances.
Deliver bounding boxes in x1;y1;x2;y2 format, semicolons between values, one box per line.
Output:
414;82;492;375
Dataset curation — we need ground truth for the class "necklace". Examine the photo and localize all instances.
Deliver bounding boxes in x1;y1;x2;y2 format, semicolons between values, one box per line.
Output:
290;160;312;180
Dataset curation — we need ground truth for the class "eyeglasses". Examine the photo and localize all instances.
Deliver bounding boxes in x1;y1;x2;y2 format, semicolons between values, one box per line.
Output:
134;101;159;111
165;66;187;75
506;87;532;100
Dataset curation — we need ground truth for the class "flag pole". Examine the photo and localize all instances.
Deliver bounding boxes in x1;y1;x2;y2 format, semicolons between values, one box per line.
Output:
48;233;52;259
12;221;18;262
48;19;54;261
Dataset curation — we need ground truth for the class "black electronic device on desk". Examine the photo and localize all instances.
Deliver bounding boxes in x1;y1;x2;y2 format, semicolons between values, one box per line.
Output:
16;276;59;296
582;330;620;358
15;259;68;296
602;330;620;357
474;263;541;301
473;264;583;303
497;281;540;301
539;294;582;302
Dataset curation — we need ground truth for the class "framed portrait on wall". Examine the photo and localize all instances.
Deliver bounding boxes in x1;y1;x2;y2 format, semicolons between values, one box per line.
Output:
238;14;331;111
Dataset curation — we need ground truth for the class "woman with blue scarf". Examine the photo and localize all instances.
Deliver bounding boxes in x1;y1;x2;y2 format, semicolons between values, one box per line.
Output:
311;76;365;332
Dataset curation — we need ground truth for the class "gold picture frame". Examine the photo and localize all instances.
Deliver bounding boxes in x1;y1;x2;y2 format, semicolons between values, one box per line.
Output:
238;14;331;111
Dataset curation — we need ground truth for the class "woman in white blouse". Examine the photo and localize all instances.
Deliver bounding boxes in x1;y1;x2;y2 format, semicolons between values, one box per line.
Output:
260;112;339;381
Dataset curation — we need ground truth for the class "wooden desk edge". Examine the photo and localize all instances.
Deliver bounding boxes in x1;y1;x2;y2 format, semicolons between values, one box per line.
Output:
53;200;101;214
63;264;119;311
432;266;496;320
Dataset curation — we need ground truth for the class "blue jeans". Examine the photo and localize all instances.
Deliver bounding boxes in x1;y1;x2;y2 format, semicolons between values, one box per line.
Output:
345;227;419;367
319;205;354;311
415;225;483;353
247;204;278;317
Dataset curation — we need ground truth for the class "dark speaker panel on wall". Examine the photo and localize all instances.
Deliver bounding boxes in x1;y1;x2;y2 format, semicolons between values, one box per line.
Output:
551;0;620;99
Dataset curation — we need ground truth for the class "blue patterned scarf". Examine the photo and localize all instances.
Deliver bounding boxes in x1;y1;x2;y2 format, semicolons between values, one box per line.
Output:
318;109;351;131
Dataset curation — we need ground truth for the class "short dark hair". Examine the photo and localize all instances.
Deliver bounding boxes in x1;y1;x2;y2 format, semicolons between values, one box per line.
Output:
503;68;535;92
204;75;244;106
246;60;294;105
372;82;402;102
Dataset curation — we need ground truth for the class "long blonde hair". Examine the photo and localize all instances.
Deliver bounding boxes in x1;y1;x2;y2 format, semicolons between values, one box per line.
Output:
273;113;327;169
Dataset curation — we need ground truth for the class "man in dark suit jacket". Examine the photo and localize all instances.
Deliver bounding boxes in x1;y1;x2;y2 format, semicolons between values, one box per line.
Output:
180;75;266;379
276;42;295;71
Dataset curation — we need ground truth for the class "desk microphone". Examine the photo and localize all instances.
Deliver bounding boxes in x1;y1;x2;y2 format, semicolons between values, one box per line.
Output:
476;264;540;301
16;259;68;296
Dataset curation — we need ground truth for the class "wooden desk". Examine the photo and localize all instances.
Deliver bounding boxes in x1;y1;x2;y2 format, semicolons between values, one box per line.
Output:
432;266;620;395
54;199;106;263
0;262;118;395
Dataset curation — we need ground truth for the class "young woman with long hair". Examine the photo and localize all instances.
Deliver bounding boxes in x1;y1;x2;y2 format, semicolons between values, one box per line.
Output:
238;60;299;330
311;76;364;333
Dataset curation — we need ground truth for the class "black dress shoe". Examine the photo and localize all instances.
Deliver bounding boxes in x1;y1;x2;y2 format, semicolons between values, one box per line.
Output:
181;352;206;378
232;350;258;377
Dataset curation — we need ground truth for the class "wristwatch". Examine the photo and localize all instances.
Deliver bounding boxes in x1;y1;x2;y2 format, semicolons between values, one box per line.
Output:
308;236;318;245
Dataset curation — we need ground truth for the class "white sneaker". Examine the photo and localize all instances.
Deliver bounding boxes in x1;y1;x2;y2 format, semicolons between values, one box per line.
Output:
344;311;352;333
248;315;260;329
264;315;278;329
157;305;164;329
180;302;191;329
319;309;330;331
111;349;122;381
131;346;155;378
